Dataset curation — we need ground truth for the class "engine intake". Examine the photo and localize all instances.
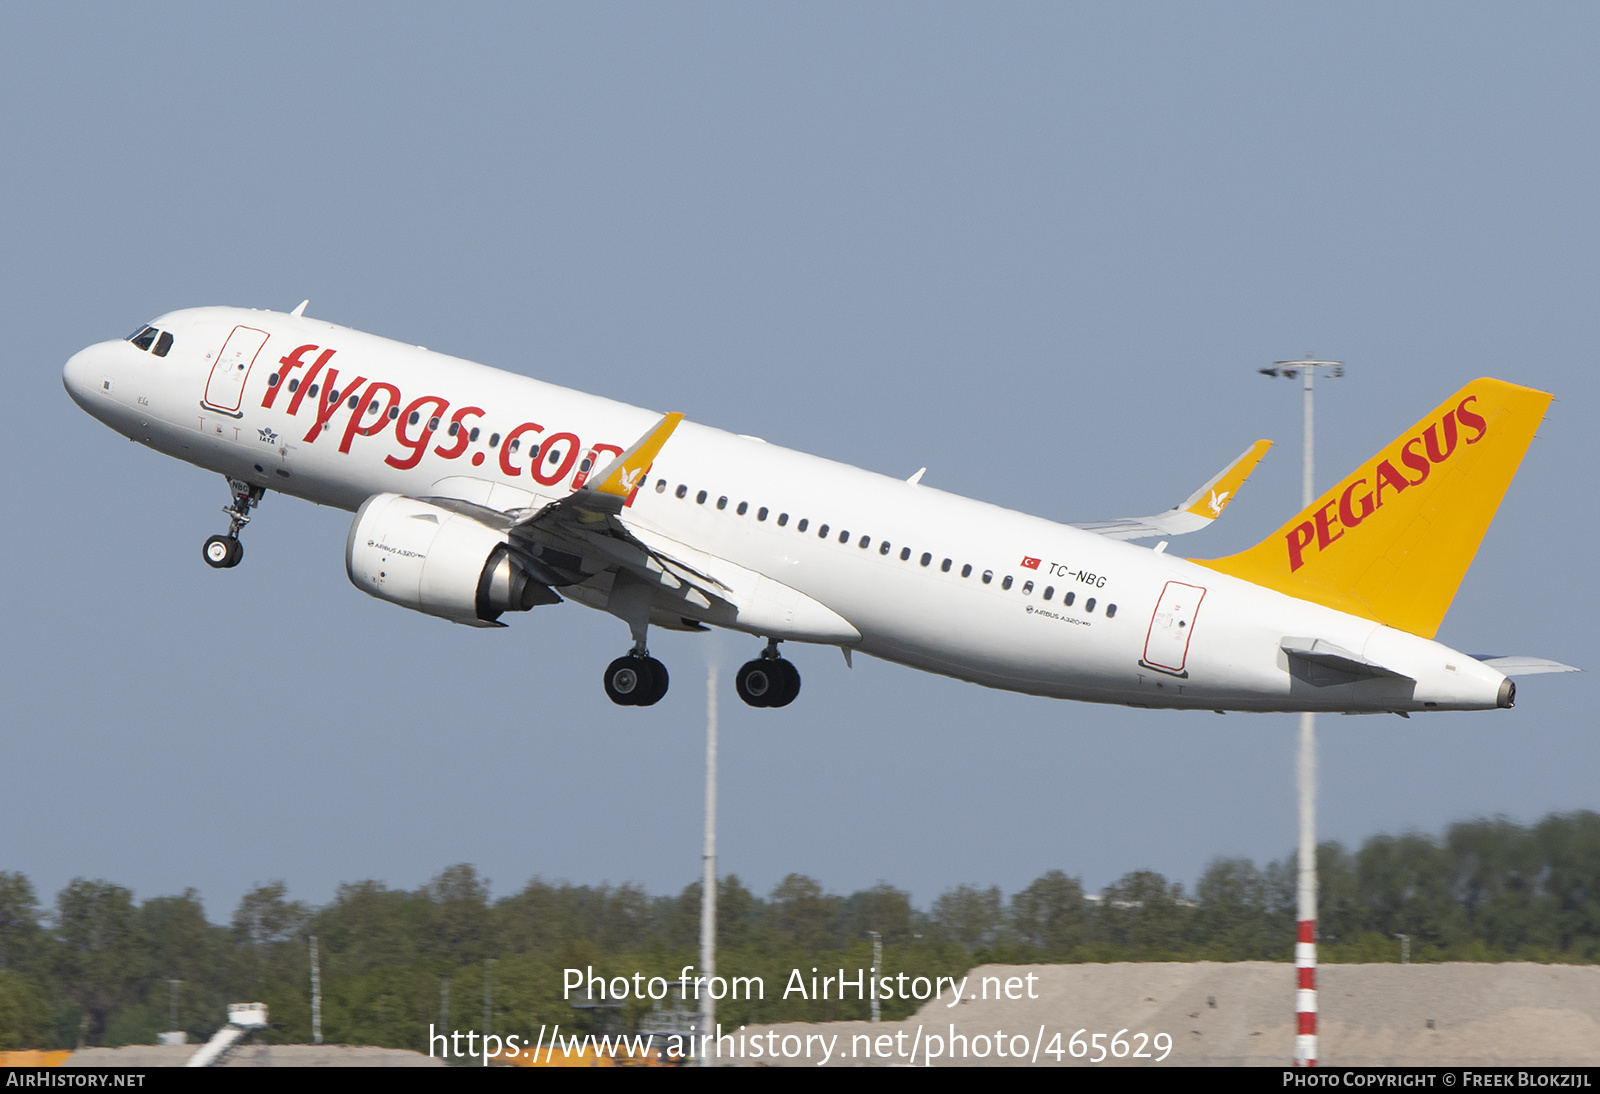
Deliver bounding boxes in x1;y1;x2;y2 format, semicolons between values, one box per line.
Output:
345;494;559;626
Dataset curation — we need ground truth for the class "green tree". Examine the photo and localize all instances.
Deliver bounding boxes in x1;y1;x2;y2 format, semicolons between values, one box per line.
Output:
840;883;916;946
1010;871;1087;953
767;875;840;949
931;884;1003;949
54;879;146;1045
1096;871;1189;955
0;874;43;975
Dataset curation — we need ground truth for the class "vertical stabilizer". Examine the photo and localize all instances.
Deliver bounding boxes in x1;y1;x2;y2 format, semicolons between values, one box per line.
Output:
1196;378;1552;638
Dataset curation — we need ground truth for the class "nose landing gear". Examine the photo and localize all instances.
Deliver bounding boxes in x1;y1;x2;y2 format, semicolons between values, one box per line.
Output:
736;640;801;708
202;478;262;570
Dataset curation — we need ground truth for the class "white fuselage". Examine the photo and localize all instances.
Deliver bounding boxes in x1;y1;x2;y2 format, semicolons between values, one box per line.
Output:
63;306;1508;713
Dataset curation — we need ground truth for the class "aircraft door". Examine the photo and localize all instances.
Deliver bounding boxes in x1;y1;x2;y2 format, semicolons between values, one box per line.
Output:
1141;581;1206;676
203;325;270;416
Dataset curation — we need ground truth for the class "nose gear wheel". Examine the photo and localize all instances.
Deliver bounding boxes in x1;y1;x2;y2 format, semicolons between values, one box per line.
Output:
203;478;263;569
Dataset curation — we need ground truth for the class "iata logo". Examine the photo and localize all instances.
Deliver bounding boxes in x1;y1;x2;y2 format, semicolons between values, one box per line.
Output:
1285;395;1488;572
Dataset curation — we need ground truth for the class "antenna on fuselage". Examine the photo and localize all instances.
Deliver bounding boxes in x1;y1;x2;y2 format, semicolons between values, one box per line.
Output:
290;300;309;318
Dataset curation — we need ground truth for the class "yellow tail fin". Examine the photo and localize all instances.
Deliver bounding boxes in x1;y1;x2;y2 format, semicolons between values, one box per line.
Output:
1195;378;1552;638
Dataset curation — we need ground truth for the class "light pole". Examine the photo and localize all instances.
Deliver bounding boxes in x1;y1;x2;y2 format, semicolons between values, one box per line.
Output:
699;661;719;1066
1258;354;1344;1068
309;936;322;1045
867;932;882;1024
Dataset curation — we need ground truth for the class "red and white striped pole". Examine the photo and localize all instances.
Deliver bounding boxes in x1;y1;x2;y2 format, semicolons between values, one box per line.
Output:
1295;710;1317;1066
1263;358;1340;1067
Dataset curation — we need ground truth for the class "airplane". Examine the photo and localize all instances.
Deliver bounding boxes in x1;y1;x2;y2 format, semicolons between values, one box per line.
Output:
63;304;1575;711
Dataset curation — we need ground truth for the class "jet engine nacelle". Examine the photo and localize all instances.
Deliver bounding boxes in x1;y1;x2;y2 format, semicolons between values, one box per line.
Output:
345;493;557;626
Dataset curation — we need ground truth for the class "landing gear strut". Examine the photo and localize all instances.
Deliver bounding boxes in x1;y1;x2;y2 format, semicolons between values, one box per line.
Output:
602;576;670;707
736;640;801;708
202;478;262;570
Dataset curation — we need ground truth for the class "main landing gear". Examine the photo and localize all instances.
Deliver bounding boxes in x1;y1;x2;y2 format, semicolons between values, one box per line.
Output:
736;641;801;708
202;478;262;570
604;652;670;707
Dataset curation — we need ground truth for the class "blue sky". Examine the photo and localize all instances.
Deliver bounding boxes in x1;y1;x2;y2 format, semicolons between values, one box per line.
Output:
2;3;1593;919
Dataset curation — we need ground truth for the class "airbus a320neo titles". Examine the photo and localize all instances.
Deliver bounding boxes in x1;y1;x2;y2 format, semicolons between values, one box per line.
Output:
64;304;1574;710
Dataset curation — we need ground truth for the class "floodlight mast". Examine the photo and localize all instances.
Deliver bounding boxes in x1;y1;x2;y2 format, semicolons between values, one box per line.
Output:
1259;354;1344;1068
699;662;719;1065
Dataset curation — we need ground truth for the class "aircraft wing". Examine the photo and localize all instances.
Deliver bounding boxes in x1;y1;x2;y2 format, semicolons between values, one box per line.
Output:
427;412;857;642
1069;440;1272;541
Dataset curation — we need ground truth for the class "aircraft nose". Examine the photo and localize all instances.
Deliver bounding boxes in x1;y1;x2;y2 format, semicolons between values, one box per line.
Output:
62;342;114;409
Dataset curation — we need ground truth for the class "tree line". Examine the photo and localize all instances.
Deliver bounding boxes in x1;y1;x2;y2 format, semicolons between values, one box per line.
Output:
0;810;1595;1050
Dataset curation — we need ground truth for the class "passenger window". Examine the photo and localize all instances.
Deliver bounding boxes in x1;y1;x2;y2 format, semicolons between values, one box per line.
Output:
1043;586;1054;600
1002;575;1013;590
879;541;891;555
328;388;340;403
489;433;501;448
448;421;460;436
717;496;728;510
469;427;480;441
132;327;158;351
288;378;300;392
920;553;932;567
778;513;789;526
548;448;560;465
758;507;768;521
152;331;174;357
961;564;972;578
676;485;688;499
389;407;400;420
348;394;360;409
656;480;667;493
429;417;441;430
798;518;808;532
859;535;870;549
900;547;911;561
737;501;748;516
940;558;952;573
1022;580;1034;595
410;411;421;426
1085;598;1096;613
1064;591;1075;606
982;570;993;584
839;530;849;544
697;490;708;504
509;437;521;453
818;524;830;538
1106;604;1117;618
307;384;319;400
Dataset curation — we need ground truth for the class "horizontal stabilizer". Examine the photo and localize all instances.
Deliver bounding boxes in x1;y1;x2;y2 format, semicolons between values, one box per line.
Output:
1470;655;1580;676
1281;637;1413;680
1071;440;1272;540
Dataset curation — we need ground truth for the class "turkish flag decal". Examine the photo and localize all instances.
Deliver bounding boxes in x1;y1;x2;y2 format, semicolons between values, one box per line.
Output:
1021;556;1041;570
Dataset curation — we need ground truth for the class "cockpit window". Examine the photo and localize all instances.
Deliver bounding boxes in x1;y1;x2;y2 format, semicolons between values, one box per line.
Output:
152;331;174;357
126;324;152;342
131;326;158;351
